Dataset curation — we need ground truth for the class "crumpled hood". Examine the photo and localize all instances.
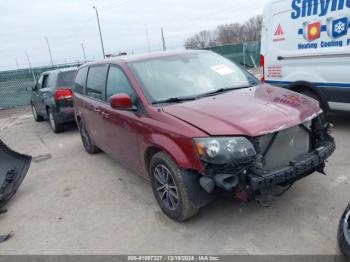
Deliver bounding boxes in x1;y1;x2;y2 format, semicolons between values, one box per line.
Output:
163;84;321;137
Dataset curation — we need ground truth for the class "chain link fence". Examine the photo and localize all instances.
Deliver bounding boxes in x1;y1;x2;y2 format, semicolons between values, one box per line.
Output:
206;41;261;68
0;63;81;110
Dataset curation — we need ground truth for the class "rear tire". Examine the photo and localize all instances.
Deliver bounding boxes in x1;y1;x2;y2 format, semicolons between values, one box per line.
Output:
150;152;199;222
48;109;64;133
31;104;44;122
79;121;101;154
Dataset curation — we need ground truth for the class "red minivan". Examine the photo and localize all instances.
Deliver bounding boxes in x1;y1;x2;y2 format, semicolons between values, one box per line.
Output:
73;50;335;221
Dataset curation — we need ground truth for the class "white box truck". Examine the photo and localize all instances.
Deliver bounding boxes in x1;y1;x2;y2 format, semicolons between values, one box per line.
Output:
261;0;350;112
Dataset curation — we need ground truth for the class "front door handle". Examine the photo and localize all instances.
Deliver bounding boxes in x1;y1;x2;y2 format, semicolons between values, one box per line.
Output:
101;112;110;119
93;107;100;113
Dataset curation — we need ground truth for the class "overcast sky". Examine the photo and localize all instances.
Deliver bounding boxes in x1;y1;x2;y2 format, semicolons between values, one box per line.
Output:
0;0;269;70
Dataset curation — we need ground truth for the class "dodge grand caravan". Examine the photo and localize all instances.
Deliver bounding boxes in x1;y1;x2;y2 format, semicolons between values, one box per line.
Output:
73;50;335;221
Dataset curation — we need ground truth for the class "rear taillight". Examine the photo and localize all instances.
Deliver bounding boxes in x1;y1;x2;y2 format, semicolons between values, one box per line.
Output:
54;89;73;101
260;54;265;83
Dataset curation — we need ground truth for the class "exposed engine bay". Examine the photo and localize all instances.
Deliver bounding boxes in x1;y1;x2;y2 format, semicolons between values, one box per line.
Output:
198;116;335;204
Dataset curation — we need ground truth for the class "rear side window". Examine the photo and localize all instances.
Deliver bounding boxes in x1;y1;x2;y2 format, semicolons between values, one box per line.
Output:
57;70;76;88
74;67;88;94
86;66;106;100
106;66;135;101
42;74;50;89
35;75;43;90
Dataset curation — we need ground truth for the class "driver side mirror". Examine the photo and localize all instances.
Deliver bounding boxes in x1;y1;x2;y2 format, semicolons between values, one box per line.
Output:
26;86;35;92
110;93;136;111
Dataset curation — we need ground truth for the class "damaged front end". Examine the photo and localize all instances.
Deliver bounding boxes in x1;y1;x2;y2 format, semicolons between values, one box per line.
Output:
196;116;335;205
0;140;31;208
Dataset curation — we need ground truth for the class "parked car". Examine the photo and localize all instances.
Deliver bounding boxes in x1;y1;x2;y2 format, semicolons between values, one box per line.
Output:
30;67;77;133
338;203;350;256
261;0;350;113
73;50;335;221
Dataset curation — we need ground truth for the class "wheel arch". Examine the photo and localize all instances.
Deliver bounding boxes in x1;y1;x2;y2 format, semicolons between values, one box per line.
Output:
144;146;162;175
287;81;329;112
76;115;82;126
143;134;200;175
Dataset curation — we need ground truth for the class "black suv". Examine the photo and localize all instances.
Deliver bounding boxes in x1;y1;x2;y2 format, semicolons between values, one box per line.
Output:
30;67;77;133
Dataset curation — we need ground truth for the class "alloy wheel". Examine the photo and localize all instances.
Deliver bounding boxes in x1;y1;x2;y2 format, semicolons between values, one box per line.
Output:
153;164;179;210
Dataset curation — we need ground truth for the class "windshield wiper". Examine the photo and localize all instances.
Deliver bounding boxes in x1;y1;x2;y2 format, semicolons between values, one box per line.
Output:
152;96;197;105
197;85;254;98
152;85;255;104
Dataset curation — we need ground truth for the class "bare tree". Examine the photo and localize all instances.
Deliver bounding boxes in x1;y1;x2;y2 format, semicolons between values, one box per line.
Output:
184;30;213;49
184;37;198;49
216;23;244;45
242;15;263;42
184;15;263;49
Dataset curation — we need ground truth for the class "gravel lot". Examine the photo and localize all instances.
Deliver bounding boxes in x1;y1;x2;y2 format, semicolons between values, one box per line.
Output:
0;106;349;255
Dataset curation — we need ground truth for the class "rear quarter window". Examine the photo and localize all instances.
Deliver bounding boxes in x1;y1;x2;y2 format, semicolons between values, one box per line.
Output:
86;66;107;100
57;70;76;88
74;67;88;94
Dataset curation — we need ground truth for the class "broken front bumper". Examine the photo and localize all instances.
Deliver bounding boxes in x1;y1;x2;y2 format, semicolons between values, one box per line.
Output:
0;140;31;208
249;141;335;191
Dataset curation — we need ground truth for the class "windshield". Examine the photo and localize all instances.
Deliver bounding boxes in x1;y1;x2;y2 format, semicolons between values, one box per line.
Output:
128;52;258;104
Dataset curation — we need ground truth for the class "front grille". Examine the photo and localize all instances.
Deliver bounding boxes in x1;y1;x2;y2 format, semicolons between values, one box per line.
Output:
255;121;311;172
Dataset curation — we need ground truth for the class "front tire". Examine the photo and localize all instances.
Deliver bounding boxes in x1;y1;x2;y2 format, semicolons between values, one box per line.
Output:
150;152;199;222
48;109;64;133
338;205;350;256
31;104;44;122
79;121;101;154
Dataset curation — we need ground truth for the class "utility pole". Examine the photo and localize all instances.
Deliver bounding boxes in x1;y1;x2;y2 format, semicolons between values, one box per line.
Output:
93;6;106;58
81;43;87;63
25;51;36;84
44;37;54;67
161;28;166;51
144;24;151;53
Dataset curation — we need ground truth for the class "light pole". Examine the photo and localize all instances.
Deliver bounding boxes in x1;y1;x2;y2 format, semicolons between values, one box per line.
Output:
81;43;87;63
161;27;166;51
44;37;54;67
93;6;106;58
25;51;36;84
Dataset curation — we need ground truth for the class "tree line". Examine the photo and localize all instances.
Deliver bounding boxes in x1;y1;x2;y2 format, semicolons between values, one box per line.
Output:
184;15;263;49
